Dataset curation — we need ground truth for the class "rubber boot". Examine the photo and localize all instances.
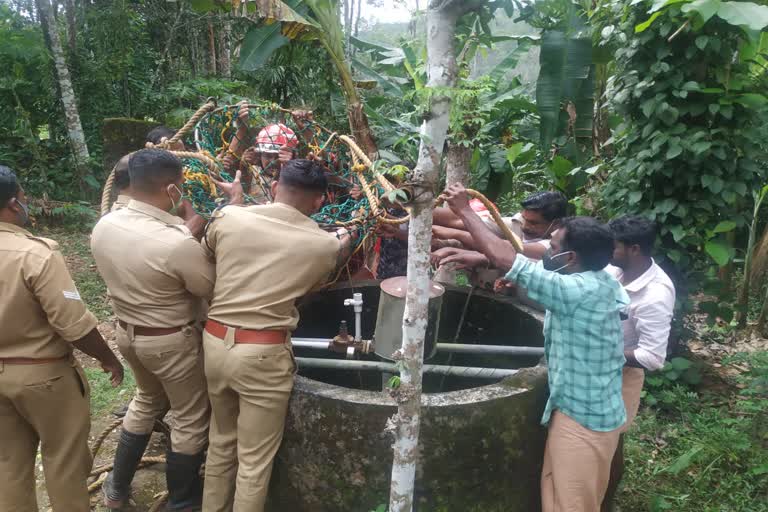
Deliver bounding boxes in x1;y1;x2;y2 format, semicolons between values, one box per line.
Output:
103;429;152;509
165;450;205;511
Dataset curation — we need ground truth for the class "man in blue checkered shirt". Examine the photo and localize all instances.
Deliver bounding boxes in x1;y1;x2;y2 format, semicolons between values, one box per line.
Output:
437;184;629;512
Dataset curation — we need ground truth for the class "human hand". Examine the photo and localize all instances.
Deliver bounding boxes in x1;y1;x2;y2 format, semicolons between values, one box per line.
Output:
176;198;196;220
291;109;314;130
102;360;124;387
493;278;516;294
440;183;472;216
242;147;259;166
212;170;244;205
278;146;294;165
434;248;489;270
236;101;250;123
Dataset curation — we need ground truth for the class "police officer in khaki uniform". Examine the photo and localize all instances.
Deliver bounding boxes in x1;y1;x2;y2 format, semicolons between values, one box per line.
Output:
0;165;124;512
201;158;353;512
91;149;224;511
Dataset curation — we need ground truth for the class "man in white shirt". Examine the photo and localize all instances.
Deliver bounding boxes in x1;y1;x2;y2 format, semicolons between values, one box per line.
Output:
602;215;676;511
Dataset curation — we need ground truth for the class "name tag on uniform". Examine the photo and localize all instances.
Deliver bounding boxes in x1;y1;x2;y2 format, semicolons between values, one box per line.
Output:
63;290;82;300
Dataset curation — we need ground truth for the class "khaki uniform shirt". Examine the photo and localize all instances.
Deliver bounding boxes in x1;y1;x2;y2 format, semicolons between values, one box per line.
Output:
110;194;131;212
205;203;339;331
0;222;97;358
91;200;215;328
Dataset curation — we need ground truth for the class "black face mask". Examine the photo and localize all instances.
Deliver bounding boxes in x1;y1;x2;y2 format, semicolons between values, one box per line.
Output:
542;248;573;273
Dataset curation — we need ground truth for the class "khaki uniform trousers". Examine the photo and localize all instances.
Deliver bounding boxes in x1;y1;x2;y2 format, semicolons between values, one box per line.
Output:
0;357;92;512
202;329;295;512
116;324;210;454
541;411;622;512
619;366;645;433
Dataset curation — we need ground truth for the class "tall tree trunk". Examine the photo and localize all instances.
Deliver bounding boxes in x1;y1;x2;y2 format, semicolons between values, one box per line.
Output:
218;17;232;78
208;18;217;75
64;0;76;55
354;0;362;36
445;142;471;186
388;2;482;511
37;0;90;184
150;5;183;90
343;0;352;58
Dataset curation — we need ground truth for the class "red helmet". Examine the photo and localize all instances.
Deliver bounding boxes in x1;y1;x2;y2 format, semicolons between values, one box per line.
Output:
256;124;298;154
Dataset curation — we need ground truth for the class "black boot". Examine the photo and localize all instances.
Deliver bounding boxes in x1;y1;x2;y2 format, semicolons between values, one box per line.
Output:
103;429;152;509
165;450;205;511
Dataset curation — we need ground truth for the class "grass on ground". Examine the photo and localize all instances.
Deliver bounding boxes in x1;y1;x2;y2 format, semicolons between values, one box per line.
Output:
85;367;136;418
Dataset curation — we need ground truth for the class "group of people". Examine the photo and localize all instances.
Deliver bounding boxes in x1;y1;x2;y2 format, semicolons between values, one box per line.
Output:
1;126;355;512
1;114;675;512
433;183;675;511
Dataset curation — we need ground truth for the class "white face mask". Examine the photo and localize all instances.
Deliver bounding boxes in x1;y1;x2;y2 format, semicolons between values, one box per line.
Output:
542;249;574;273
167;184;183;215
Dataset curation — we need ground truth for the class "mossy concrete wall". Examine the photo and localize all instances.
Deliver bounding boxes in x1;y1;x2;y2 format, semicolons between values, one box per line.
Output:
267;366;548;512
101;118;160;172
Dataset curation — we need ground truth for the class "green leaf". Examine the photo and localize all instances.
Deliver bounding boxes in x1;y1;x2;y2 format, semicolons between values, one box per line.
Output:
713;220;737;233
695;35;709;49
670;357;692;370
682;0;721;23
664;446;703;475
506;142;525;165
705;240;731;266
351;57;403;96
666;144;683;159
490;41;532;82
629;191;643;204
238;24;290;71
716;1;768;31
735;93;768;108
636;11;663;32
669;224;685;242
536;30;593;150
189;0;216;12
691;141;712;154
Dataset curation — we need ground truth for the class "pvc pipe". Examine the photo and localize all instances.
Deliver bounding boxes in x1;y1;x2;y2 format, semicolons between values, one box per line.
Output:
436;343;544;357
292;338;544;357
295;357;519;379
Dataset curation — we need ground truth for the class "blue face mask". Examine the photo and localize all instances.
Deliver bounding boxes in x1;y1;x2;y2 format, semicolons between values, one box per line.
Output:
15;198;30;225
542;248;573;273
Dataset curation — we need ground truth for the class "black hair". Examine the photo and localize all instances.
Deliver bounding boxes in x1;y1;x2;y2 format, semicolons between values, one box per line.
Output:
608;215;657;256
114;154;131;191
146;126;177;145
521;191;568;222
561;216;614;271
279;159;328;193
0;165;19;208
128;149;183;193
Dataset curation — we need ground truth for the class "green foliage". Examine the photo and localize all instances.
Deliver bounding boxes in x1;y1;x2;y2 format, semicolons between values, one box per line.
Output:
622;352;768;511
600;0;768;268
642;357;703;408
85;366;136;417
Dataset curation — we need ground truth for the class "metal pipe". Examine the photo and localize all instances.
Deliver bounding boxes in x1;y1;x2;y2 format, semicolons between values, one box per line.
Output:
295;357;519;379
292;338;544;357
436;344;544;357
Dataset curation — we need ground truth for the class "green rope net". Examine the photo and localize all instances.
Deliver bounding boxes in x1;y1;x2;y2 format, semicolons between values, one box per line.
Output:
185;102;382;238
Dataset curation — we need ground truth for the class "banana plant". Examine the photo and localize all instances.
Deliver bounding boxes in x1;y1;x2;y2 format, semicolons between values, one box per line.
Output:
190;0;379;156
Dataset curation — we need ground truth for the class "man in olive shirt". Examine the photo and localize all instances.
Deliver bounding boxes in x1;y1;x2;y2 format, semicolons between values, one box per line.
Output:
91;149;222;511
0;166;124;512
202;159;353;511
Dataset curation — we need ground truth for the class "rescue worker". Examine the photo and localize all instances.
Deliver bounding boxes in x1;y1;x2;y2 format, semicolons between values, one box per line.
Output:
201;158;355;511
147;126;187;151
221;102;312;202
91;149;230;511
0;165;124;512
602;215;675;511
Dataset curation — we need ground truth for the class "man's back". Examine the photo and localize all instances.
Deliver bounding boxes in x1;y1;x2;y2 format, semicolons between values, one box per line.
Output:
206;203;339;331
91;200;214;327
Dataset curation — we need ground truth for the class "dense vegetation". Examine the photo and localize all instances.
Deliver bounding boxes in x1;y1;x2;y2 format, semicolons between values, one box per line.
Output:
2;0;767;509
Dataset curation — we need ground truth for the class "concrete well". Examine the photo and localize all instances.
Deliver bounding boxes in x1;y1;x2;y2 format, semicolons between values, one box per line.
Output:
267;281;548;512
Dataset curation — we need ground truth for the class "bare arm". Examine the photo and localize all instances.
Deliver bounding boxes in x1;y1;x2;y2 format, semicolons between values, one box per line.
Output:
432;225;477;249
433;207;466;229
442;184;517;270
72;328;124;386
